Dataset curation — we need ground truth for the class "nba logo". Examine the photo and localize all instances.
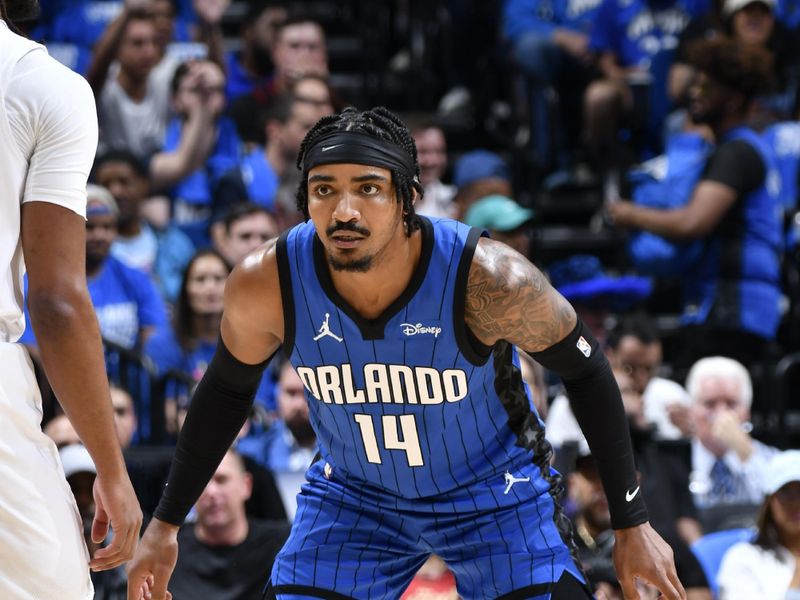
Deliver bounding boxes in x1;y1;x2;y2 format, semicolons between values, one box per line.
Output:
576;336;591;358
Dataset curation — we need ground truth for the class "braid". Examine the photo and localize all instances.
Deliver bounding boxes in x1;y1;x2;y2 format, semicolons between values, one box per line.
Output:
295;106;424;234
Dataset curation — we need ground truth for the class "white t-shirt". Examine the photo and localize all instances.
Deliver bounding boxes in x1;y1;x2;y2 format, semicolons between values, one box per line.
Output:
718;541;797;600
0;21;97;342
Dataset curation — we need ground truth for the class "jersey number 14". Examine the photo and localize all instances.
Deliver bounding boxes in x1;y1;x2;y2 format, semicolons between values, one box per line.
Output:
354;413;424;467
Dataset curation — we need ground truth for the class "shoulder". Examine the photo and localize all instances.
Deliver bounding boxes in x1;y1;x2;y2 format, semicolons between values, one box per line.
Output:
11;49;95;122
719;541;767;570
225;237;283;333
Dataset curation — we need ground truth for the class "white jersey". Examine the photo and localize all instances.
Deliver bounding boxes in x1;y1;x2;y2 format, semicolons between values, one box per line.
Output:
0;20;95;600
0;19;97;342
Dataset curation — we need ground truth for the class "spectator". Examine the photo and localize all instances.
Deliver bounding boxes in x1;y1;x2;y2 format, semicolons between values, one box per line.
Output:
585;0;706;198
219;92;323;229
85;184;167;349
110;384;138;450
289;73;339;115
225;0;288;102
464;194;534;257
59;443;126;600
451;150;514;219
43;413;82;449
212;203;278;269
407;114;456;219
717;450;800;600
606;313;692;441
238;360;317;474
151;59;241;248
93;149;195;303
144;249;276;426
683;357;778;511
87;7;170;161
503;0;602;174
608;37;783;371
569;449;711;599
169;449;291;600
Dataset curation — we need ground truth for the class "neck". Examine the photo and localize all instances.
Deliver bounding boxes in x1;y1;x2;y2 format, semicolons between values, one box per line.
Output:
117;218;142;238
195;517;248;547
117;69;148;101
86;259;104;278
779;531;800;555
328;223;420;320
191;313;222;342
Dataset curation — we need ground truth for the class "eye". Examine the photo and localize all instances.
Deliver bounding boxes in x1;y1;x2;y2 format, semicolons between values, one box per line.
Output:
314;184;332;196
361;183;380;195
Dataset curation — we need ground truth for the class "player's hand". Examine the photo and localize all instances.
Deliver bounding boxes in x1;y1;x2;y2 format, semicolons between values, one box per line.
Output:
126;518;179;600
89;473;143;571
613;522;687;600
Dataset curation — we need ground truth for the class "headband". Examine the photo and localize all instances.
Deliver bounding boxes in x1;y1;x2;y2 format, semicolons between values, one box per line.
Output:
302;131;416;178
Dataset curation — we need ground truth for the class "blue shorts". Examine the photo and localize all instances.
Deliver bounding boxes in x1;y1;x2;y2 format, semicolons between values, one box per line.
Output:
268;461;587;599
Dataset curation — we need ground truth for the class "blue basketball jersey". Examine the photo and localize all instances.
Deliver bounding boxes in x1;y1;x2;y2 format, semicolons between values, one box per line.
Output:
277;217;549;500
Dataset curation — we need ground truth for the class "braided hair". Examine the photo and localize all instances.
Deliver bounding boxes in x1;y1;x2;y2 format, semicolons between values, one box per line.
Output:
295;106;425;234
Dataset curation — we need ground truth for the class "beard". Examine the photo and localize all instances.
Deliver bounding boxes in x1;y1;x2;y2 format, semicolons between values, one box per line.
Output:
5;0;40;21
329;253;373;272
285;415;316;447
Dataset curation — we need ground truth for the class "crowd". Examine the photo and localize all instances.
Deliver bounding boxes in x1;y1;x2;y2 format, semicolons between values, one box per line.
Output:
13;0;800;598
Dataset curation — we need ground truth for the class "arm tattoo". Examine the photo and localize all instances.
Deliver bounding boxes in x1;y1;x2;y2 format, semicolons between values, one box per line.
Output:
464;239;576;352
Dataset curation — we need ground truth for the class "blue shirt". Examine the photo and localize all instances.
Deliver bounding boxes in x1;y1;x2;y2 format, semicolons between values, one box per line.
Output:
278;217;552;500
89;256;168;349
590;0;708;68
224;52;272;103
503;0;603;43
240;147;280;211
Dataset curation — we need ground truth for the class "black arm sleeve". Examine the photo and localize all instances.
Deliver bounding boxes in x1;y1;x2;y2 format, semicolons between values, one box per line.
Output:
153;338;271;526
530;320;648;530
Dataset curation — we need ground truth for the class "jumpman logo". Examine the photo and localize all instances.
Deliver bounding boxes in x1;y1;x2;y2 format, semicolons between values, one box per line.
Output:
313;313;343;343
503;471;531;495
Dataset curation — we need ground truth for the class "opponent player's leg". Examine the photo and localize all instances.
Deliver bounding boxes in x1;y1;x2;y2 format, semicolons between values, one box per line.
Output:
267;461;430;599
0;345;93;600
434;474;591;599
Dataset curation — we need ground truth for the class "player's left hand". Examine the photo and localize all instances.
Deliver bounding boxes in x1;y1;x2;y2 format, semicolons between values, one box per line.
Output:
613;522;687;600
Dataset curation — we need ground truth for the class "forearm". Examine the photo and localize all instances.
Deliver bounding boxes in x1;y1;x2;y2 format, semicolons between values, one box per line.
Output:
531;320;647;528
154;338;269;525
618;203;699;239
29;290;126;479
150;113;216;191
86;8;131;95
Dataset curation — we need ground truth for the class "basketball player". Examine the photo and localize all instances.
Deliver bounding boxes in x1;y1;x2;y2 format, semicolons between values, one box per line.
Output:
128;108;685;599
0;3;141;599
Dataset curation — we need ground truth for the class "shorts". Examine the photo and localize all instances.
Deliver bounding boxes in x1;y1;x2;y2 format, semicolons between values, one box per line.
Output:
0;344;93;600
267;461;590;599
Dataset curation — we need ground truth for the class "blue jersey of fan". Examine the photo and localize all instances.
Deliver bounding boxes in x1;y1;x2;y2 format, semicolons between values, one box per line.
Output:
277;216;549;499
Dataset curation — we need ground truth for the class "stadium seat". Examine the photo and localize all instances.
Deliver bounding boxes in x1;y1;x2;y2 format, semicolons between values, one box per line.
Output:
690;527;755;599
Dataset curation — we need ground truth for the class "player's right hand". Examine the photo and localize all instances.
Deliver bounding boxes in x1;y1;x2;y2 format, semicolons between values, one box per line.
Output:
126;518;180;600
89;474;142;571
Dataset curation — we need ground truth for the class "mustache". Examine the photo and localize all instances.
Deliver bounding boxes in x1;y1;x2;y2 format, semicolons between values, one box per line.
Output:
326;222;371;238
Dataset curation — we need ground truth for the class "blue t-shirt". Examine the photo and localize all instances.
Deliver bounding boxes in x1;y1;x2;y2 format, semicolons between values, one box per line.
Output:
590;0;708;68
89;256;168;349
144;325;277;411
503;0;603;43
224;52;272;103
240;147;280;211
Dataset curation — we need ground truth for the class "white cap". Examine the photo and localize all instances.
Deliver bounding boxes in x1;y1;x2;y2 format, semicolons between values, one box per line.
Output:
763;450;800;495
724;0;776;16
59;444;96;479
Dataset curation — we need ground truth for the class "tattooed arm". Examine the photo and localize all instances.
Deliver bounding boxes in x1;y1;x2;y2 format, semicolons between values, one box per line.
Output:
465;238;576;351
466;238;686;600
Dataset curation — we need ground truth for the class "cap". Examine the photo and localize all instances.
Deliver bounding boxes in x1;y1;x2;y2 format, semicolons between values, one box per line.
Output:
723;0;776;16
763;450;800;495
59;444;96;479
452;150;511;188
86;183;119;217
547;255;652;308
464;195;534;231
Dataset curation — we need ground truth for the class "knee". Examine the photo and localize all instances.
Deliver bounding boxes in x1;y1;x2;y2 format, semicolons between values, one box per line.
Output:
513;33;558;84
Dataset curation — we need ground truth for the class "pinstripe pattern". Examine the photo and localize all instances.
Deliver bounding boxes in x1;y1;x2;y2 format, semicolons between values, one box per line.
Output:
271;217;581;597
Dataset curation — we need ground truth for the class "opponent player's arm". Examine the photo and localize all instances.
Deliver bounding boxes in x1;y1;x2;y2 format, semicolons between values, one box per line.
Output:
20;64;141;571
464;238;646;529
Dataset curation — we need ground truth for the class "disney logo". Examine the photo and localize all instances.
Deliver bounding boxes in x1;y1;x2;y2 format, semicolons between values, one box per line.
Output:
400;323;442;338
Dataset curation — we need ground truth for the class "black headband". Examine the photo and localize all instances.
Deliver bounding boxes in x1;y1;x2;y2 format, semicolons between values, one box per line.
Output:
302;131;416;179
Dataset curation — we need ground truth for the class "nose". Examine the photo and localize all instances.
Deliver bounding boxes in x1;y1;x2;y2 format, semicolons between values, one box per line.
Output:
332;191;360;223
